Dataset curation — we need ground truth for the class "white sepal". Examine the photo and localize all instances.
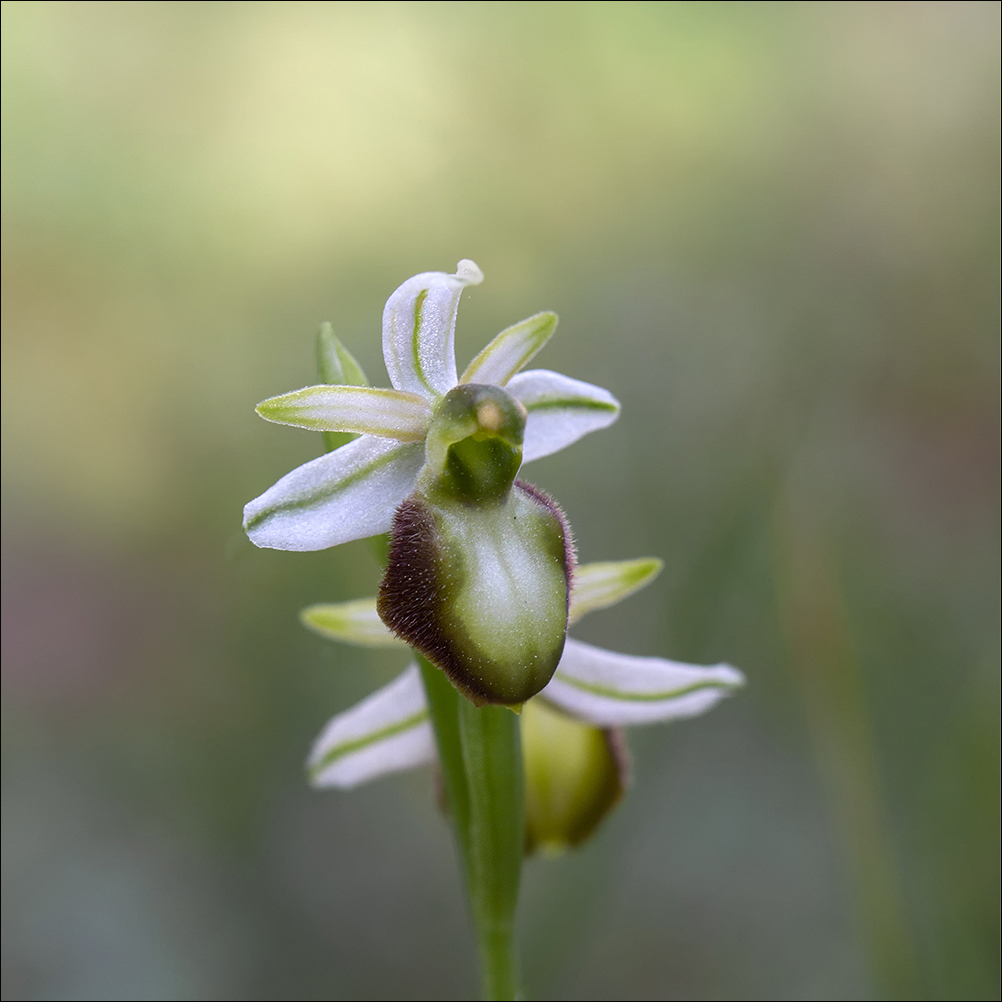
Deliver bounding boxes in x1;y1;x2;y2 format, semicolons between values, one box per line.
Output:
300;598;405;648
243;436;424;551
307;665;434;788
256;385;432;441
382;260;483;399
541;638;745;727
507;369;620;463
569;558;663;624
460;312;558;387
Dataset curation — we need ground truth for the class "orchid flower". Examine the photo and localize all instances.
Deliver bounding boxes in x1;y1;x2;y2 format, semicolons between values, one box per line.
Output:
243;262;744;997
301;557;745;853
244;260;619;706
243;259;618;552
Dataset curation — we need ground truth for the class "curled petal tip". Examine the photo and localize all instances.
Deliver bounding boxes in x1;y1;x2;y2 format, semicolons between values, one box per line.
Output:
456;259;484;285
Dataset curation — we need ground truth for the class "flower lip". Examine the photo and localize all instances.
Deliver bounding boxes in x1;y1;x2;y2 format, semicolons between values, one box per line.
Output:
376;478;572;706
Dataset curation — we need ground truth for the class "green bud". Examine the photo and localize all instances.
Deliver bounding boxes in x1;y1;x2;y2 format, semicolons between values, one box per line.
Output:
378;384;572;706
522;699;629;856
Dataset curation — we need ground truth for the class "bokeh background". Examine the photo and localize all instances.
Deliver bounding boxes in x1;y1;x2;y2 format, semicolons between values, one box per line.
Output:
2;3;998;1000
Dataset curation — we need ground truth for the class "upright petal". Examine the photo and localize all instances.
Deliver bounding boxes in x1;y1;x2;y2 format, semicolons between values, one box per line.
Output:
382;260;483;399
256;385;432;441
243;436;424;551
507;370;620;463
460;312;558;387
542;638;745;726
307;665;435;788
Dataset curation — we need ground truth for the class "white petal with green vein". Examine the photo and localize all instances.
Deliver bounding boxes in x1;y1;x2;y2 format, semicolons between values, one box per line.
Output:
308;665;434;788
300;598;404;648
243;436;424;551
569;558;663;624
542;638;745;726
508;369;620;463
460;312;558;387
382;260;483;399
256;385;432;440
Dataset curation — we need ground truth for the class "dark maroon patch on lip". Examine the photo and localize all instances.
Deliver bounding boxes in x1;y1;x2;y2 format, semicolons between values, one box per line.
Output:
513;478;577;593
376;482;573;706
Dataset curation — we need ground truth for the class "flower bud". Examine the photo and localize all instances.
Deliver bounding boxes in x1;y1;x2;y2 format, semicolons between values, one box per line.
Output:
522;698;629;856
377;384;573;706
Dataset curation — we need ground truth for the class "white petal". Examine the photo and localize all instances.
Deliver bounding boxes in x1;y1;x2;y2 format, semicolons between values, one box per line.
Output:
382;260;483;399
507;370;620;463
541;638;745;727
569;558;664;624
300;598;405;648
460;312;558;387
308;665;435;788
243;436;424;551
256;385;432;441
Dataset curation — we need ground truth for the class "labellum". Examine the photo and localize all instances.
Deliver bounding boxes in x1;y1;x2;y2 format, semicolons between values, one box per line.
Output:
378;384;573;706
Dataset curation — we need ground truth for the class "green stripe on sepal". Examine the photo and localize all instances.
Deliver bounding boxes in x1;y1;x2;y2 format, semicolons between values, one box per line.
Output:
256;385;432;440
507;369;621;463
540;638;745;727
523;396;619;414
306;665;436;788
569;558;663;624
243;436;424;551
460;311;558;387
552;672;738;703
300;599;405;648
309;709;430;777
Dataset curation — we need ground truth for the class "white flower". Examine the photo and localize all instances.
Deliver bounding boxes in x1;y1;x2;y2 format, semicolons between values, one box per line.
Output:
301;558;745;798
243;260;620;552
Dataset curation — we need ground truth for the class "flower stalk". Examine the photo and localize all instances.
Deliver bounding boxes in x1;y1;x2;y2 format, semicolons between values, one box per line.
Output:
418;655;523;999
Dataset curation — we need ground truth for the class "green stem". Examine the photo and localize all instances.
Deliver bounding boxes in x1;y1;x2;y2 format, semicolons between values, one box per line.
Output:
458;698;524;1001
418;655;524;1001
418;655;470;858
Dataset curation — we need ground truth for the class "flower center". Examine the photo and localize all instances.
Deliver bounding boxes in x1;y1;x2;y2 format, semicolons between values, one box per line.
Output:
420;384;526;504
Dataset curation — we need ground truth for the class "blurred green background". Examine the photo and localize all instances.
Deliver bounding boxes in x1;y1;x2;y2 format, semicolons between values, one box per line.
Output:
2;2;998;999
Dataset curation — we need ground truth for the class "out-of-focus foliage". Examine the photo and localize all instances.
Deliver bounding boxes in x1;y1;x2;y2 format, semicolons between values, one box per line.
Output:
2;3;997;999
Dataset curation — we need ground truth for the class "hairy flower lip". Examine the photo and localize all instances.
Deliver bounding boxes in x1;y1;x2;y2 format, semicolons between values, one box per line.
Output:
376;480;573;707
